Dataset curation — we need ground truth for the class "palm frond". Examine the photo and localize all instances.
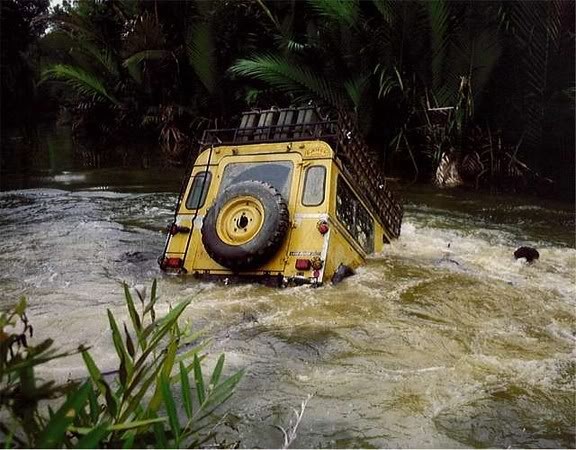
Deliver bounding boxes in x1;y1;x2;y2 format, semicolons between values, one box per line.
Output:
41;64;119;105
344;74;370;108
425;0;450;92
230;54;345;108
307;0;359;28
254;0;283;34
123;50;173;85
371;0;398;28
504;1;561;151
461;29;501;100
70;39;120;79
49;10;101;43
186;21;217;94
373;64;402;100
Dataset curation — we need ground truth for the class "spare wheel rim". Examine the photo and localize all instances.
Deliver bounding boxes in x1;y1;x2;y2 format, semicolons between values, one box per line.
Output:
216;195;265;246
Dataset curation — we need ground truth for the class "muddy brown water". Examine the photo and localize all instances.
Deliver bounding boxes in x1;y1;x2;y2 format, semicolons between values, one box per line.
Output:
0;162;574;448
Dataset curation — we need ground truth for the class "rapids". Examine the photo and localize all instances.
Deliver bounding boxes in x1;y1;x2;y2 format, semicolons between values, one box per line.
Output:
0;175;574;448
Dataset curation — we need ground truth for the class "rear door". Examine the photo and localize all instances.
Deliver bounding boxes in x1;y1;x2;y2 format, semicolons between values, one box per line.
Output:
198;152;303;272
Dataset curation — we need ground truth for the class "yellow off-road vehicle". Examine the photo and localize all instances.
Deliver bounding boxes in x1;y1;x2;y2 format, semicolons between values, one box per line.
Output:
159;107;402;286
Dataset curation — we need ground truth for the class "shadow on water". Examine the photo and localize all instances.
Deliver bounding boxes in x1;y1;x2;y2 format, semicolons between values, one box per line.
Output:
0;125;574;448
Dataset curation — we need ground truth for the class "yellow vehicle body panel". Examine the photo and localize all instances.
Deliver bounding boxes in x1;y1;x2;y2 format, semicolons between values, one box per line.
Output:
162;140;391;286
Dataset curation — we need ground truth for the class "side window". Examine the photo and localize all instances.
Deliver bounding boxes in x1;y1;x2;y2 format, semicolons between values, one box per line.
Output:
336;177;374;253
185;171;211;210
302;166;326;206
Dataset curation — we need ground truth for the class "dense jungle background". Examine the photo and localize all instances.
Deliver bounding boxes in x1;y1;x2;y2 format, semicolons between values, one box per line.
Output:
1;2;576;448
1;0;575;197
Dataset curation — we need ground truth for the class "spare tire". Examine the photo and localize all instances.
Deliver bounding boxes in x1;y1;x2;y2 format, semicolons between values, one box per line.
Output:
201;180;289;270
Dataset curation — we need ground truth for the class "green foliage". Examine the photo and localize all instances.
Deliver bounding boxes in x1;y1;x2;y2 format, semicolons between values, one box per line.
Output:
41;64;119;105
231;54;346;107
7;0;574;193
0;281;243;448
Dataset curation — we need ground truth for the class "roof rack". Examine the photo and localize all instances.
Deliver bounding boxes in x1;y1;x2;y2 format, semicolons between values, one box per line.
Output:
201;106;339;146
200;106;403;239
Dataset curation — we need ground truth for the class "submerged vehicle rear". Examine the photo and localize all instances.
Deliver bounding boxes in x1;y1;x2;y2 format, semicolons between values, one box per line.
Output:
159;107;403;286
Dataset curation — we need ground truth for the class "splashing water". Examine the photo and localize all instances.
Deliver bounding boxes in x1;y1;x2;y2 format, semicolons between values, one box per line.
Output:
0;180;574;448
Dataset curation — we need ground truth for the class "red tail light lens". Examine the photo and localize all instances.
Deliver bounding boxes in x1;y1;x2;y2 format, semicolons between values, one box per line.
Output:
317;220;329;235
169;223;191;235
295;259;311;270
162;257;183;269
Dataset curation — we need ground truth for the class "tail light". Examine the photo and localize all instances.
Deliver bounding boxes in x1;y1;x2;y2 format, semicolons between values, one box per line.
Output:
295;259;311;270
160;257;183;269
168;223;191;235
317;220;329;235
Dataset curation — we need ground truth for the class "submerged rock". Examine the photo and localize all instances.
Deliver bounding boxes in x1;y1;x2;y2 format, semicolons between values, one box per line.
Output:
514;246;540;263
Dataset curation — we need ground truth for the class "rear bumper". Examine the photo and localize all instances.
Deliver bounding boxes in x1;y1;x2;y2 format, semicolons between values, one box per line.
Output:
193;272;322;287
161;269;322;287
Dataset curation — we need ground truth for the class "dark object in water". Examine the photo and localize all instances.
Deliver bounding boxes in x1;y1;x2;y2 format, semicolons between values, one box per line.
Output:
514;246;540;263
331;264;355;284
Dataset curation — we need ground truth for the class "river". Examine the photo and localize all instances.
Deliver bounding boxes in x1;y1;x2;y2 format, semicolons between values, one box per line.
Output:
0;134;574;448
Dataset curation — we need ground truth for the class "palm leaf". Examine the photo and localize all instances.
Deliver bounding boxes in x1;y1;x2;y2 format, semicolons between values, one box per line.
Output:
308;0;359;28
185;21;217;94
504;1;562;151
123;50;172;85
72;39;119;79
426;0;450;92
371;0;398;28
230;54;345;107
49;10;101;43
344;74;370;109
41;64;119;105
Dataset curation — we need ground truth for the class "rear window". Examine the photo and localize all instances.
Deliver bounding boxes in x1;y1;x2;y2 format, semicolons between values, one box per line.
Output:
302;166;326;206
219;161;293;199
185;171;211;210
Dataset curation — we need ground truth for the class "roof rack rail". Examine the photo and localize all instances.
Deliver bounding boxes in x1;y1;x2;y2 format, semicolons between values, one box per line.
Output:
200;106;403;239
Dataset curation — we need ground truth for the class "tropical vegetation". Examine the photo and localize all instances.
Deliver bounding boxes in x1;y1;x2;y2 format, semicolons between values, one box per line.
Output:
1;0;574;196
0;281;243;448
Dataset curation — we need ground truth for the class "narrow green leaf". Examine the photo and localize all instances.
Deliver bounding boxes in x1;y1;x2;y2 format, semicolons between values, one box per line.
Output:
123;322;135;358
143;279;158;318
107;309;133;379
120;354;166;421
82;351;118;418
147;339;178;413
70;417;166;434
81;351;106;398
135;300;190;373
209;354;225;388
108;417;166;431
121;431;135;449
198;370;245;416
160;373;180;442
179;361;193;419
123;284;143;347
88;386;100;423
193;354;206;405
76;422;110;448
103;380;119;419
152;415;167;448
174;341;207;364
119;354;128;386
37;383;91;448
